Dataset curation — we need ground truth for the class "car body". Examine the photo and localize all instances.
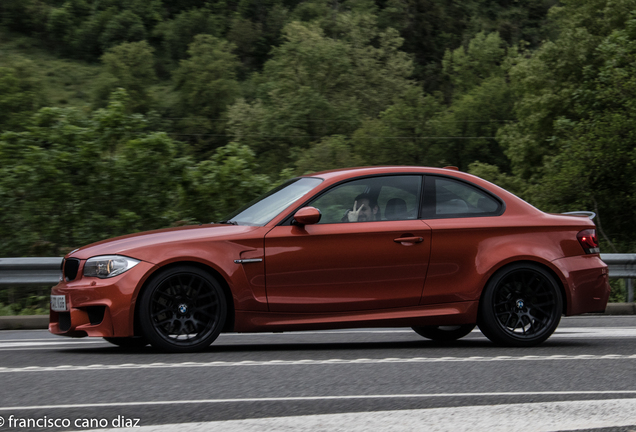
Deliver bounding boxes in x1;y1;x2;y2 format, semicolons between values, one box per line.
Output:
50;166;610;351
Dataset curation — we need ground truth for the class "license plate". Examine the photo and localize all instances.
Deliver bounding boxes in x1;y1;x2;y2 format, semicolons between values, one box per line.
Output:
50;295;67;312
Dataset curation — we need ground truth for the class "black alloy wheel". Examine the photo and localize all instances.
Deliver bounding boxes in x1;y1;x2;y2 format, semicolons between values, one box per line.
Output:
412;324;476;342
478;263;562;347
139;266;227;353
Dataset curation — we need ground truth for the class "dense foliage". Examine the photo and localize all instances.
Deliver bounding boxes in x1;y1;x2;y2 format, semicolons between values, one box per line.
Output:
0;0;635;261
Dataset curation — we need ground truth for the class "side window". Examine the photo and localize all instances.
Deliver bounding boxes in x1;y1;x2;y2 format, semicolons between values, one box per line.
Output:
309;175;422;224
309;182;367;224
377;186;419;220
424;176;502;218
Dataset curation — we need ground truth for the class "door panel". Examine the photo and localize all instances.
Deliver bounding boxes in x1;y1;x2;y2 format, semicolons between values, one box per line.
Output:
264;221;431;312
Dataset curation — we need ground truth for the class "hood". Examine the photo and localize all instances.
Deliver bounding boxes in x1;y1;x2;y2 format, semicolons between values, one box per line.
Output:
68;224;261;261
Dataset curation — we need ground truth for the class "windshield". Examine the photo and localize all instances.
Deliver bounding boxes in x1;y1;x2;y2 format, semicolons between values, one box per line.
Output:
221;177;323;226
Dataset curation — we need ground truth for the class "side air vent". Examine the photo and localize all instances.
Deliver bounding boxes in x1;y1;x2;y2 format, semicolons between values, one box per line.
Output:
59;312;71;332
86;306;105;325
64;258;80;281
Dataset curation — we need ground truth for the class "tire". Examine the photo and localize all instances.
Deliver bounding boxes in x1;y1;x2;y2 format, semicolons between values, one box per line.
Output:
478;263;562;347
138;265;227;353
412;324;476;342
103;337;148;349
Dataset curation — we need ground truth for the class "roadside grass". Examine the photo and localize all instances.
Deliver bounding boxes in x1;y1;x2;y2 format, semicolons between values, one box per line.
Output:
609;278;628;303
1;28;181;119
1;29;101;110
0;286;50;316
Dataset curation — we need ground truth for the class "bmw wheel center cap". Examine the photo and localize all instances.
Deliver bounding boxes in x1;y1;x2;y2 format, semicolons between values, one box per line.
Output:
178;304;188;314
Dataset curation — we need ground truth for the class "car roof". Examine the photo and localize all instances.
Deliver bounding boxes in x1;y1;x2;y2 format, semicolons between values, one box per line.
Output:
301;166;463;181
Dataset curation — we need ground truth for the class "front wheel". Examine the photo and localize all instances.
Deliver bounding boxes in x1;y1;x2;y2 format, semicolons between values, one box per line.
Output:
138;266;227;353
478;263;562;347
412;324;476;342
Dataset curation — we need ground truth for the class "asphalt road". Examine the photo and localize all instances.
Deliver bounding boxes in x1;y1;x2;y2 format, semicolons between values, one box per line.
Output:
1;316;636;432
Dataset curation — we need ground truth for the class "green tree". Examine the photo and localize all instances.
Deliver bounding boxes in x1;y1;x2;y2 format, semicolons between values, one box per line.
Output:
96;41;157;112
181;142;271;223
493;0;636;250
99;10;147;51
70;7;118;61
531;14;636;251
442;31;506;95
0;57;45;132
1;0;50;35
295;134;364;174
46;4;74;54
228;12;414;172
156;8;223;61
0;89;185;256
348;87;441;167
172;34;241;146
377;0;552;89
343;32;511;170
127;0;163;29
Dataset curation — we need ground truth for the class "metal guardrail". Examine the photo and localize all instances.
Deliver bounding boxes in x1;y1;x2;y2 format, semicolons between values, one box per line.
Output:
601;254;636;302
598;254;636;277
0;257;62;285
0;254;635;300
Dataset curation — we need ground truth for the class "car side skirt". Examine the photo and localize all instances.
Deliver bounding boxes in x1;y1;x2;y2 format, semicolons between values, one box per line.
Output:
232;301;479;333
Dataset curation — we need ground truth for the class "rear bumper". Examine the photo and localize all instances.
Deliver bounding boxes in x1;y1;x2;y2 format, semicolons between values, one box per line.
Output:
49;261;154;338
552;255;610;315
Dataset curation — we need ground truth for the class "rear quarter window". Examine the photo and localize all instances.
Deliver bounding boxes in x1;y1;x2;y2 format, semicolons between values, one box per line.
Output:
423;176;503;218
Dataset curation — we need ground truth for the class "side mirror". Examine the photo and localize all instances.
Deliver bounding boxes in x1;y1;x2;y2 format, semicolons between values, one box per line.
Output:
293;206;321;226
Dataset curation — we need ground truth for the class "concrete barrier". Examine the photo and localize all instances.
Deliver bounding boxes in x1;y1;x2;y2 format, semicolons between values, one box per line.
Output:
603;303;636;315
0;315;49;330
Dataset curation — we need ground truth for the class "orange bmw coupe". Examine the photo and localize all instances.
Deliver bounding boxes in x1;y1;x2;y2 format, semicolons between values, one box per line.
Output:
50;166;610;352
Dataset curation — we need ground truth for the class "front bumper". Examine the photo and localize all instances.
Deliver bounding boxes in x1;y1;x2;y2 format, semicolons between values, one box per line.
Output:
552;255;610;315
49;261;155;338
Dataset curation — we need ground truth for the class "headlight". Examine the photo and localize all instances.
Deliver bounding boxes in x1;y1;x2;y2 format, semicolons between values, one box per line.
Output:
83;255;140;279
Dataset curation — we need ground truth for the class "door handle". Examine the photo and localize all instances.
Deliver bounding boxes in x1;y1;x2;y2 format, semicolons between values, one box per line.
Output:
393;236;424;244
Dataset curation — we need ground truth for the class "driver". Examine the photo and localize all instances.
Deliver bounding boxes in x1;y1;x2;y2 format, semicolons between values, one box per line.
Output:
342;193;379;222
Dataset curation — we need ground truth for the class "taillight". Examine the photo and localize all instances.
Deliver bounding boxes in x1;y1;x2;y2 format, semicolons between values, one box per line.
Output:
577;229;599;254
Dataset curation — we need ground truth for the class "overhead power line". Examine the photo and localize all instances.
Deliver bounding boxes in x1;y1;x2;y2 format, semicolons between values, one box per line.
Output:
166;133;498;139
163;117;514;123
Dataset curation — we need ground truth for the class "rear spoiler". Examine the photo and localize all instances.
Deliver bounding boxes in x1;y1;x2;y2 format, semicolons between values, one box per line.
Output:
562;211;596;220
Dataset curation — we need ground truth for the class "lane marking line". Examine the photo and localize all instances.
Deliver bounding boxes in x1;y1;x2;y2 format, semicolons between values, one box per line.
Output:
78;399;636;432
1;353;636;373
2;326;636;347
0;341;105;348
2;391;636;411
0;354;636;373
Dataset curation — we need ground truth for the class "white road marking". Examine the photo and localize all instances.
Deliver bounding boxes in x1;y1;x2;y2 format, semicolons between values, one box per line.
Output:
1;353;636;373
76;398;636;432
0;326;635;352
1;326;636;348
552;327;636;338
0;341;105;348
0;391;636;411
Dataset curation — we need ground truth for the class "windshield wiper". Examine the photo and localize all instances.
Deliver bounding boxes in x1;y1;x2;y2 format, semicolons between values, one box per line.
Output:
217;220;238;225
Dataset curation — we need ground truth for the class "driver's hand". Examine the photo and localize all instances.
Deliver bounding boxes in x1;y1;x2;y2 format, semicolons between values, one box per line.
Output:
347;201;365;222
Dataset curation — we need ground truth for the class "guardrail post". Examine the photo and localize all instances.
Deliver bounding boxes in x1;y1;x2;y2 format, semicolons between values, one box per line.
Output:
628;278;634;303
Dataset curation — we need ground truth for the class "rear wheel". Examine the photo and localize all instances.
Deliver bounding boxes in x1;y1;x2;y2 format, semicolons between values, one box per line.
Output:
139;265;227;353
478;263;562;347
412;324;476;342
